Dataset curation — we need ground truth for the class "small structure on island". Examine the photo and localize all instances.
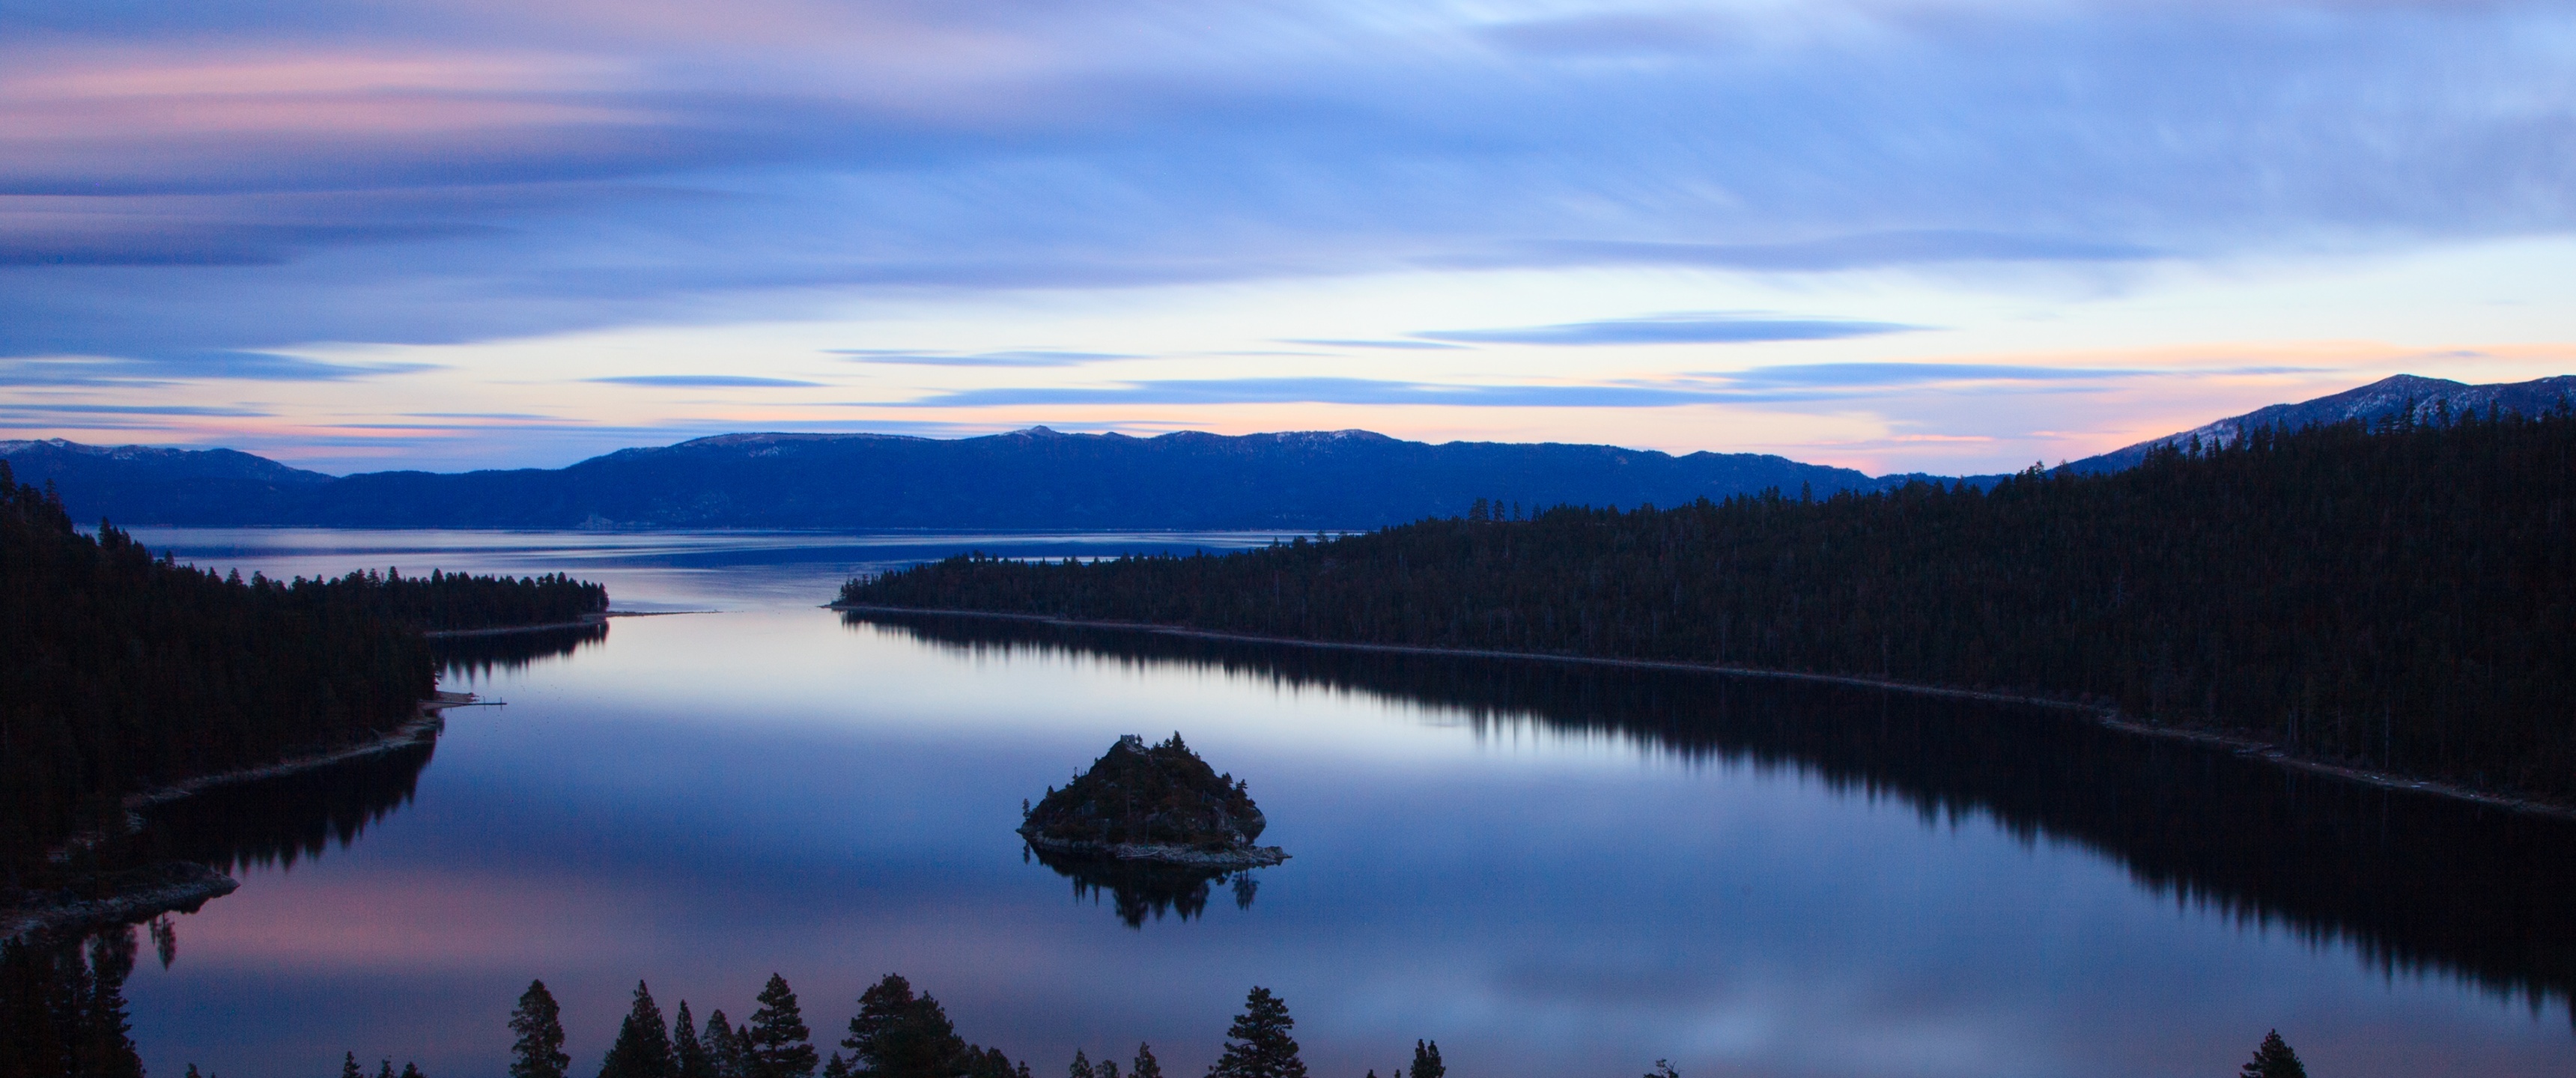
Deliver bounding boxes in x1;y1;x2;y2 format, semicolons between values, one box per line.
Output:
1021;734;1288;869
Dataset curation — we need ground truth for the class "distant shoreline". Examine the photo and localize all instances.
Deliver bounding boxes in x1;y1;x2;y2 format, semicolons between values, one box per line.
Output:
418;609;714;638
833;603;2576;823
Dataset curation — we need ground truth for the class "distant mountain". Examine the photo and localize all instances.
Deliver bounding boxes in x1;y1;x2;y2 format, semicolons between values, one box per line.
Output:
0;427;1886;529
0;438;333;526
13;373;2569;529
2062;374;2576;474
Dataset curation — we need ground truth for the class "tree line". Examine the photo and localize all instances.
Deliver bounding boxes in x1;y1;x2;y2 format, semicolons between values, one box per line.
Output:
281;567;606;633
844;406;2576;802
1;924;2308;1078
499;974;1445;1078
0;461;609;880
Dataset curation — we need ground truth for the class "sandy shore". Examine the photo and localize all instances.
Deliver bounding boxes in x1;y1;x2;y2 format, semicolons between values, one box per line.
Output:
836;603;2576;823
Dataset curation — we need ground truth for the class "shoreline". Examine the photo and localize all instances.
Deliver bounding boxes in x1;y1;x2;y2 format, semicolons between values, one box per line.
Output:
421;609;715;639
3;692;472;945
1023;833;1290;869
834;603;2576;823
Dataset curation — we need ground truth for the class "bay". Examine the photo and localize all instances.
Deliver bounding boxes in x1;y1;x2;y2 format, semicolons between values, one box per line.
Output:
100;529;2576;1078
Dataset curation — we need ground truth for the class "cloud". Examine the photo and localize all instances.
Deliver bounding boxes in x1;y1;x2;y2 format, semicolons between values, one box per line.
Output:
1281;339;1471;351
0;350;436;385
1418;313;1925;347
1487;231;2163;272
0;402;273;418
586;375;824;388
0;0;2569;372
891;377;1719;409
828;350;1136;368
887;363;2229;410
1713;363;2153;389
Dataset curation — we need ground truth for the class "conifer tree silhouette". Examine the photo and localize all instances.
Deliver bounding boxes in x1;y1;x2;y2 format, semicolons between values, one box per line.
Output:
1128;1044;1161;1078
2238;1030;2307;1078
599;981;677;1078
705;1011;748;1078
511;980;571;1078
746;974;821;1078
675;1002;712;1078
1206;987;1305;1078
1408;1041;1442;1078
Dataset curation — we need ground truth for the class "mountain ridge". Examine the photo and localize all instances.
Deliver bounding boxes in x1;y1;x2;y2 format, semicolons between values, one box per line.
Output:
7;373;2569;529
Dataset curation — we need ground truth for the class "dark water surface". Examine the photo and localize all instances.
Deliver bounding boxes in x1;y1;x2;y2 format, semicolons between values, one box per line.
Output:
105;530;2576;1077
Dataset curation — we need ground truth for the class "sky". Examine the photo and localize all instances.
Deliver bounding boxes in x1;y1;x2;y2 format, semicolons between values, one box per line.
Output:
4;0;2575;476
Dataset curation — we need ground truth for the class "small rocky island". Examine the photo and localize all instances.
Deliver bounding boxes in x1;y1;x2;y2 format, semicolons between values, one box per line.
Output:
1020;734;1288;868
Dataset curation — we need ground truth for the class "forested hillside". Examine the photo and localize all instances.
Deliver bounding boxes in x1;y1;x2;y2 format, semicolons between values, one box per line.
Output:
0;463;607;876
845;409;2576;802
2;427;1886;529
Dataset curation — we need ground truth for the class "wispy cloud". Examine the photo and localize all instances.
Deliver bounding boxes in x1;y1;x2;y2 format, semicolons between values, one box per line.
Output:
1711;363;2151;389
0;402;273;418
1480;231;2163;273
890;364;2227;410
829;350;1137;368
1281;339;1471;351
586;375;824;388
893;377;1721;409
0;350;436;386
1417;313;1925;347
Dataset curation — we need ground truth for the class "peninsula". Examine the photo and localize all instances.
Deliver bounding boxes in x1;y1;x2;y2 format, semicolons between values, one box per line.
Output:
1020;734;1287;868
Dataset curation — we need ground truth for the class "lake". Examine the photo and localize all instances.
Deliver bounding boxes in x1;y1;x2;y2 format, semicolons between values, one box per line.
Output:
96;529;2576;1077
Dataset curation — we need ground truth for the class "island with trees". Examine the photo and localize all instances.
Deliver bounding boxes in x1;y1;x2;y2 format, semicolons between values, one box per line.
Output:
842;405;2576;809
1020;734;1287;870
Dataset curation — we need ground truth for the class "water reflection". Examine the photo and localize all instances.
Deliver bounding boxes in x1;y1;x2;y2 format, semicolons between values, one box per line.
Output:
141;740;435;876
432;623;610;683
1026;843;1266;928
856;611;2576;1023
0;925;145;1077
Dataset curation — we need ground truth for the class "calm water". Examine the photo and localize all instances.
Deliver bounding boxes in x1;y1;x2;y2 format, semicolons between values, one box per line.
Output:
94;530;2576;1077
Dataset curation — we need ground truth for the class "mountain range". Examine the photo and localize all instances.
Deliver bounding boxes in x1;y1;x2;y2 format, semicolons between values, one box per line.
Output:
4;373;2567;530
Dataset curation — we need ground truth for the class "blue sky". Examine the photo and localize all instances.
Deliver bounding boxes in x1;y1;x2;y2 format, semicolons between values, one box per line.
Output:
4;0;2574;474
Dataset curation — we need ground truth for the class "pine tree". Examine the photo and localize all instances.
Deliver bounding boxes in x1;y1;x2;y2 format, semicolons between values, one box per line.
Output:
675;1002;711;1078
343;1052;363;1078
821;1054;851;1078
2238;1031;2306;1078
840;974;967;1078
746;974;820;1078
599;981;677;1078
1641;1062;1678;1078
378;1059;396;1078
511;980;571;1078
1407;1041;1441;1078
1205;987;1305;1078
1128;1044;1161;1078
1068;1050;1094;1078
401;1065;426;1078
705;1011;747;1078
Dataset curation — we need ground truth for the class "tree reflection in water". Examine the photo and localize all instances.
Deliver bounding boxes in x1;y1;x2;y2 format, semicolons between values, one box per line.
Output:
1025;843;1266;928
856;610;2576;1024
140;740;436;875
432;622;609;685
0;925;146;1077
